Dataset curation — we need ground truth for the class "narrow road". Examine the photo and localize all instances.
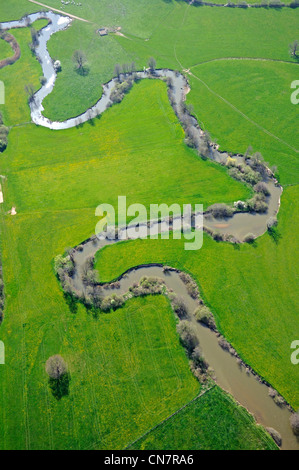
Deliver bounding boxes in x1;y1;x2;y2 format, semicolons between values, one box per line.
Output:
27;0;92;23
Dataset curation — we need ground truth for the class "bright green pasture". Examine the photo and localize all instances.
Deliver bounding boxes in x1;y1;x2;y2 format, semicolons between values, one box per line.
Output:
1;79;250;215
0;23;49;127
130;387;277;450
0;0;41;22
187;60;299;184
41;5;299;120
96;185;299;410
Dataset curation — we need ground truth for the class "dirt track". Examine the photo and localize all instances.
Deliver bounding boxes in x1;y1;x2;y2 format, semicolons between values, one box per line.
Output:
28;0;92;23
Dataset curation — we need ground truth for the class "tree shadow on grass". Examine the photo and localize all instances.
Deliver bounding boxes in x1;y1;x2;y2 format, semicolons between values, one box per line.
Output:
75;65;90;77
49;373;70;400
268;227;282;245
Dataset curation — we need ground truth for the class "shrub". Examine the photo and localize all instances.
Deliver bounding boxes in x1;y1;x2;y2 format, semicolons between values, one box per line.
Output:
268;387;277;399
266;427;282;447
194;304;216;329
209;203;233;219
82;269;99;286
254;182;270;196
54;254;74;277
244;233;255;243
218;337;230;351
177;321;199;355
110;80;134;104
191;346;208;372
101;294;125;312
290;412;299;436
247;194;268;213
172;296;188;319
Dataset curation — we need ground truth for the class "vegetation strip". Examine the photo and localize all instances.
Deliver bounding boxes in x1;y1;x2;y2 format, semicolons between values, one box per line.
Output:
0;32;21;69
124;386;216;450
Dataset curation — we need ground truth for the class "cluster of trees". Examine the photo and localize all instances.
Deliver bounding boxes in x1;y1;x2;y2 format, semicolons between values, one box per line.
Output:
290;412;299;436
0;113;9;152
110;78;136;104
194;303;216;330
227;158;263;186
172;295;188;319
129;276;165;297
176;97;213;160
226;150;273;214
114;61;136;79
113;57;156;80
54;250;76;296
29;27;39;52
247;192;268;213
208;203;234;219
176;320;209;384
187;0;298;7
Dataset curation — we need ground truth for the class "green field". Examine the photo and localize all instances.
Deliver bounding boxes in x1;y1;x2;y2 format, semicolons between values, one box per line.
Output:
95;184;299;409
0;53;251;215
187;60;299;184
0;0;298;450
129;387;277;450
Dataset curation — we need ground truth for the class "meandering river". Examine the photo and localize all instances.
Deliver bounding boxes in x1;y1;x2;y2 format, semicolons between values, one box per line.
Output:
1;10;295;450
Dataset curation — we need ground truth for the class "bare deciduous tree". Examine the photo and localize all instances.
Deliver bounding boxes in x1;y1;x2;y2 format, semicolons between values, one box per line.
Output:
72;50;87;71
289;40;298;58
114;63;122;79
148;57;156;72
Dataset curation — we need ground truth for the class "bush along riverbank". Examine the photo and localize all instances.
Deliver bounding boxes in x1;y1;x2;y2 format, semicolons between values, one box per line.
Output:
184;0;299;8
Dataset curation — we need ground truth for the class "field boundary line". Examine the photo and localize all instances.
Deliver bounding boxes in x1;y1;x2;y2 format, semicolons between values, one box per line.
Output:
27;0;92;23
189;70;299;154
123;385;215;450
189;56;299;69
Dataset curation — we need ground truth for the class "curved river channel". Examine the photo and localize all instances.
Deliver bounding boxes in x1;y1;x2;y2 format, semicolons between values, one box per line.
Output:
69;236;299;451
1;11;297;450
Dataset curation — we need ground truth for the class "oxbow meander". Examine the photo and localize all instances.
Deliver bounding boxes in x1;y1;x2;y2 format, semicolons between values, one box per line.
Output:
291;80;299;104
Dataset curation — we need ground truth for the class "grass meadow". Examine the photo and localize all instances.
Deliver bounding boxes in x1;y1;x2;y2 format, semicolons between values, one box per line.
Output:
129;387;277;450
41;5;299;120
